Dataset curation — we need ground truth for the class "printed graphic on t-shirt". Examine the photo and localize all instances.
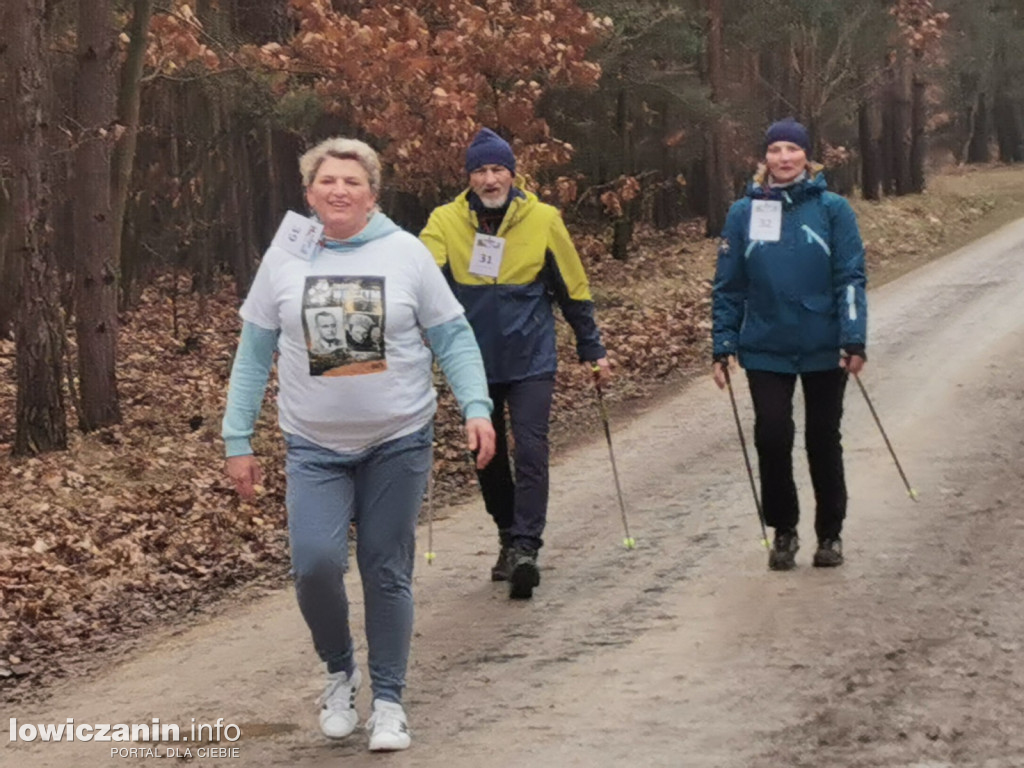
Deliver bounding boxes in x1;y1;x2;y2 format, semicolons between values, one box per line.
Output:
302;276;387;377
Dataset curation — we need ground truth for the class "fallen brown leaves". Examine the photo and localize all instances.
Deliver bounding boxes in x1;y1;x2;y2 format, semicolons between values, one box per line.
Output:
3;166;1023;702
0;229;714;702
0;274;292;701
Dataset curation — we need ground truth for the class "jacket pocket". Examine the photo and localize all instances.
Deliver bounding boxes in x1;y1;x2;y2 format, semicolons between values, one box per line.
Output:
801;224;831;257
799;294;840;352
800;293;834;314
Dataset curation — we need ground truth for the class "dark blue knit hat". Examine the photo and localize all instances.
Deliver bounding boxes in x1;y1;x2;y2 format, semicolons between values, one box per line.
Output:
465;128;516;174
764;118;811;154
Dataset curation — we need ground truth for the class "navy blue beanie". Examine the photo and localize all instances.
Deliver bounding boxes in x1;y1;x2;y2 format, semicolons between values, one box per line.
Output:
465;128;516;174
764;119;811;154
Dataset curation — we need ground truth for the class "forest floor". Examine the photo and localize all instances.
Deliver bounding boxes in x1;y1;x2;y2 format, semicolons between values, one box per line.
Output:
1;163;1024;706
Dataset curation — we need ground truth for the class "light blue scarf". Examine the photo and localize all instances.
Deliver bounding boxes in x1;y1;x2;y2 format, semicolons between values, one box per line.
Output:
321;211;401;252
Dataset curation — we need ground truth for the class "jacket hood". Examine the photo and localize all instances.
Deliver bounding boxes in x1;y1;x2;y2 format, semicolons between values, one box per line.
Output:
319;210;402;253
457;182;537;228
746;162;828;204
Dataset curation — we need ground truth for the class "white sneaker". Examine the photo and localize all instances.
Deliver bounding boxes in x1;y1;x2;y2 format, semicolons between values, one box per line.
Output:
318;667;362;739
366;699;411;752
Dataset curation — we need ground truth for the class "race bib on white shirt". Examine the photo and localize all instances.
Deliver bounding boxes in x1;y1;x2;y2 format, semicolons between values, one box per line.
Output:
271;211;324;260
469;233;505;279
749;200;782;242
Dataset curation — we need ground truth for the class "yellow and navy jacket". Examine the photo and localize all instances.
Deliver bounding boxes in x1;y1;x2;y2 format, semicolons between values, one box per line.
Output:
420;187;605;384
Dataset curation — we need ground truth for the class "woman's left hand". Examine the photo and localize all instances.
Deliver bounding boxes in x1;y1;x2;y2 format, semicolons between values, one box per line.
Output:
465;417;496;469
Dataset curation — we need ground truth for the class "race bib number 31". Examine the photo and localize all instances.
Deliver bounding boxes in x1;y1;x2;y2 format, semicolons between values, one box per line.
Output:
749;200;782;242
469;234;505;279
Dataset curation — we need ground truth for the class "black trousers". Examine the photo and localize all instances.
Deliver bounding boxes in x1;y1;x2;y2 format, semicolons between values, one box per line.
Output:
476;377;555;552
746;368;848;541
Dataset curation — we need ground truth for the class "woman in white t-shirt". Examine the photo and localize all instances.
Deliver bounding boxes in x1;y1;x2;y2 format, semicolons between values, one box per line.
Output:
222;138;495;753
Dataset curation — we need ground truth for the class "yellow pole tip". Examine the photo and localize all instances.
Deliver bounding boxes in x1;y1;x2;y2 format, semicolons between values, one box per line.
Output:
761;538;770;549
424;552;436;563
623;537;636;550
909;488;919;500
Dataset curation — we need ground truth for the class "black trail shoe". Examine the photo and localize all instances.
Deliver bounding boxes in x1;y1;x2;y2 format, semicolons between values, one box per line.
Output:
768;530;799;571
491;546;512;582
812;537;844;568
508;548;540;600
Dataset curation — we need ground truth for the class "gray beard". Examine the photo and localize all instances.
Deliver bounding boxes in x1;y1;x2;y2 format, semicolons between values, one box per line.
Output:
480;195;509;209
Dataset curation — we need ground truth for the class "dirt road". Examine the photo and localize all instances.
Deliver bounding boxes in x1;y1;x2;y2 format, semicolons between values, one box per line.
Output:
6;217;1024;768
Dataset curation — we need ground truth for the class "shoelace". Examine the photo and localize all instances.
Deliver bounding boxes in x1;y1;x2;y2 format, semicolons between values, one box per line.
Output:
367;707;407;735
319;677;356;711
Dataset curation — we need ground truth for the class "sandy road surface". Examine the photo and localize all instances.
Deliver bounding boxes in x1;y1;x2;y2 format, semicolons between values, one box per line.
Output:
5;218;1024;768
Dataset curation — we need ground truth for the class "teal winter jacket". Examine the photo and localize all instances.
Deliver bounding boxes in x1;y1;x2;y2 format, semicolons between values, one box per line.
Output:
712;168;867;374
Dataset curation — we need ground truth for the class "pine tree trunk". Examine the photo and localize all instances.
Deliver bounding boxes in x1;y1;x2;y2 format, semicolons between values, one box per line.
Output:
0;44;14;337
704;0;729;237
910;63;927;193
881;67;896;196
223;116;256;297
612;85;633;261
5;0;69;455
859;97;882;201
0;200;13;338
967;91;990;164
264;124;281;245
893;52;913;196
196;89;219;308
113;0;155;282
654;99;678;230
993;92;1023;163
234;0;290;42
991;33;1021;164
74;0;121;430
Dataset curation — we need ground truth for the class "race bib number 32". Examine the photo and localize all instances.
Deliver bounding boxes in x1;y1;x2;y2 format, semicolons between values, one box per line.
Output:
748;200;782;242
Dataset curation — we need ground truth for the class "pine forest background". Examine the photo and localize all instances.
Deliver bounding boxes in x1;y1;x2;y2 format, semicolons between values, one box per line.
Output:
2;0;1024;691
2;0;1024;453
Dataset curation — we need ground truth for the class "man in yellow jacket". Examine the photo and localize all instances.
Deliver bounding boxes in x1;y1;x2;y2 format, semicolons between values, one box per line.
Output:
421;128;610;600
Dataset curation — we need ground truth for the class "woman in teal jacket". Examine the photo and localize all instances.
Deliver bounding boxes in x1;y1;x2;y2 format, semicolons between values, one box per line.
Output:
712;119;867;571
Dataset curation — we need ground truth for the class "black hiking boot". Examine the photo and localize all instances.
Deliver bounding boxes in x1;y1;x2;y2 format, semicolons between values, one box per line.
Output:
491;546;512;582
768;529;799;571
508;548;540;600
812;537;844;568
491;530;513;582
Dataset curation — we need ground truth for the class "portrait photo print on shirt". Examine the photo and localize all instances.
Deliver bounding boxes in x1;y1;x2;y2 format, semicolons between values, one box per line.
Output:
302;275;387;377
308;307;345;357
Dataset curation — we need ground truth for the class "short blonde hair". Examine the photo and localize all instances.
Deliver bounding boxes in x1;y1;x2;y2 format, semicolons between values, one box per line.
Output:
299;137;382;194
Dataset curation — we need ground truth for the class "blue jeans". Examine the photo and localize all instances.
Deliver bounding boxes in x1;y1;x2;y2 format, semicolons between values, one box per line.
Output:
284;422;432;704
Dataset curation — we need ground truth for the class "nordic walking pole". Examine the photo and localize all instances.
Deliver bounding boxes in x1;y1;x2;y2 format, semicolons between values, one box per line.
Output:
722;365;770;549
852;372;919;501
591;365;636;550
424;469;437;563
